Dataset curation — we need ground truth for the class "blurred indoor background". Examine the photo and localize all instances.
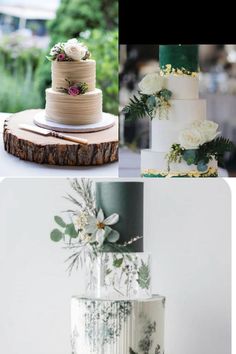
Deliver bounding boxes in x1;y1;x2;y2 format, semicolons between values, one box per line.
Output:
120;45;236;177
0;0;118;115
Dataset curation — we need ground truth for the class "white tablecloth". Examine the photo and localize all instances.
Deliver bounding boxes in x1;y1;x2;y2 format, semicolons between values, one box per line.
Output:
0;113;118;177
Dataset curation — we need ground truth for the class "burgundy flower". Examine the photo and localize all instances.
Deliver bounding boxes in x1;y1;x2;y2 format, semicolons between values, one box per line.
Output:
57;53;66;61
68;86;80;96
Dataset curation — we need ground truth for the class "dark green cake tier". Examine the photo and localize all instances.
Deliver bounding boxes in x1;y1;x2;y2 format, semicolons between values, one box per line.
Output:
96;182;144;252
159;44;199;73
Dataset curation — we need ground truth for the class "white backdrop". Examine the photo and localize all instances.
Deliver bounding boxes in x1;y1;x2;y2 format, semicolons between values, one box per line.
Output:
0;178;231;354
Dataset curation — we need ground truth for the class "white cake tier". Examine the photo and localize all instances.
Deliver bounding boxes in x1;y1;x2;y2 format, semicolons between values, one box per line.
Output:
45;88;102;125
71;295;165;354
85;252;151;300
52;60;96;92
163;74;199;99
152;99;206;151
141;149;218;177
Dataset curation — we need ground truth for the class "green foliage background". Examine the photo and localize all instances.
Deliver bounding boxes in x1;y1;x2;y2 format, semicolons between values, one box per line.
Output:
0;0;118;114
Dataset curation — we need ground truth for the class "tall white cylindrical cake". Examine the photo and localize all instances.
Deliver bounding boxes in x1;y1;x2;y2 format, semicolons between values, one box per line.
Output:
71;182;165;354
140;45;218;177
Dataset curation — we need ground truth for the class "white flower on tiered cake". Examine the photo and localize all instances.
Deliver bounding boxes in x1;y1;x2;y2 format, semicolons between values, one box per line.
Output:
64;38;87;61
179;128;204;149
192;120;219;143
138;73;165;95
84;209;120;247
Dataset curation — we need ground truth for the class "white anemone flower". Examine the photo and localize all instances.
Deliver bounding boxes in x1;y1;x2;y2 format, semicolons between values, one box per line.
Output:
84;209;119;247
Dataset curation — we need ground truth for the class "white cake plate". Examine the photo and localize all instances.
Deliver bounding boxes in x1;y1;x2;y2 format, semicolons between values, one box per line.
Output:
34;110;116;133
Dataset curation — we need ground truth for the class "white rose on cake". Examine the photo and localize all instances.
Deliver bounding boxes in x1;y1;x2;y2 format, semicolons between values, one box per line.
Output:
179;128;204;149
64;38;87;60
138;73;165;95
192;120;219;143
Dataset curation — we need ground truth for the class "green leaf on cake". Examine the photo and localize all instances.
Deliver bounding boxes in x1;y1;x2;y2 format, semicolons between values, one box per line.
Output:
129;348;138;354
198;137;235;165
45;55;53;61
123;93;153;120
159;88;172;100
107;229;120;243
182;149;197;165
137;260;151;289
50;228;63;242
146;95;156;110
106;268;112;275
197;160;208;172
113;257;123;268
65;223;78;238
54;215;66;228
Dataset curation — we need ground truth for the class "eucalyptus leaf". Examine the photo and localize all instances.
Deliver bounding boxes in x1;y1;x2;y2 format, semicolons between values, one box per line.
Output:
183;149;197;165
65;223;78;238
159;88;172;100
54;215;66;228
107;229;120;243
197;160;208;172
50;229;63;242
146;95;156;110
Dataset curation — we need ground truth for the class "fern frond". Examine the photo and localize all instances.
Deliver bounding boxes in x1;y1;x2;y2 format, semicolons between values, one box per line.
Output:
122;93;152;120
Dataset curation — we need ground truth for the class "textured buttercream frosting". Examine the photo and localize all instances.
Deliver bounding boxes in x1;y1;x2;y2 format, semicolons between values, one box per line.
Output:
45;88;102;125
51;60;96;92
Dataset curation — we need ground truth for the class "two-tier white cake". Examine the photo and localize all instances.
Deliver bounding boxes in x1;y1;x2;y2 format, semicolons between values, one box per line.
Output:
44;39;103;126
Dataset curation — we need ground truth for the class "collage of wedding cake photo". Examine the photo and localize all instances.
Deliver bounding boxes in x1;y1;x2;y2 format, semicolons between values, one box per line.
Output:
0;1;234;354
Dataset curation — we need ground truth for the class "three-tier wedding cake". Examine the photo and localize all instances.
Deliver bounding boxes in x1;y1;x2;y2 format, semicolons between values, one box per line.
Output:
68;181;165;354
45;38;102;125
124;45;233;177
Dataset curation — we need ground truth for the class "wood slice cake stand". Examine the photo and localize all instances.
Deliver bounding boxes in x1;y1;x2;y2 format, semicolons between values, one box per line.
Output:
3;109;119;166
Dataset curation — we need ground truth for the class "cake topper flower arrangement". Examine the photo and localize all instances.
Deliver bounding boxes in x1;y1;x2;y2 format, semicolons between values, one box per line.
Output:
46;38;90;62
50;179;142;273
123;72;172;120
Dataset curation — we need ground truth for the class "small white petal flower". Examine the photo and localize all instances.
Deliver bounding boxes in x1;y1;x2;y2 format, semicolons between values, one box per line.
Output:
96;228;106;246
83;209;119;247
97;209;104;223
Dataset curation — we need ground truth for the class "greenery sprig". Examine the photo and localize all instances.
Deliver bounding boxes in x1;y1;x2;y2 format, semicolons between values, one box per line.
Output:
167;137;234;172
123;89;172;121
